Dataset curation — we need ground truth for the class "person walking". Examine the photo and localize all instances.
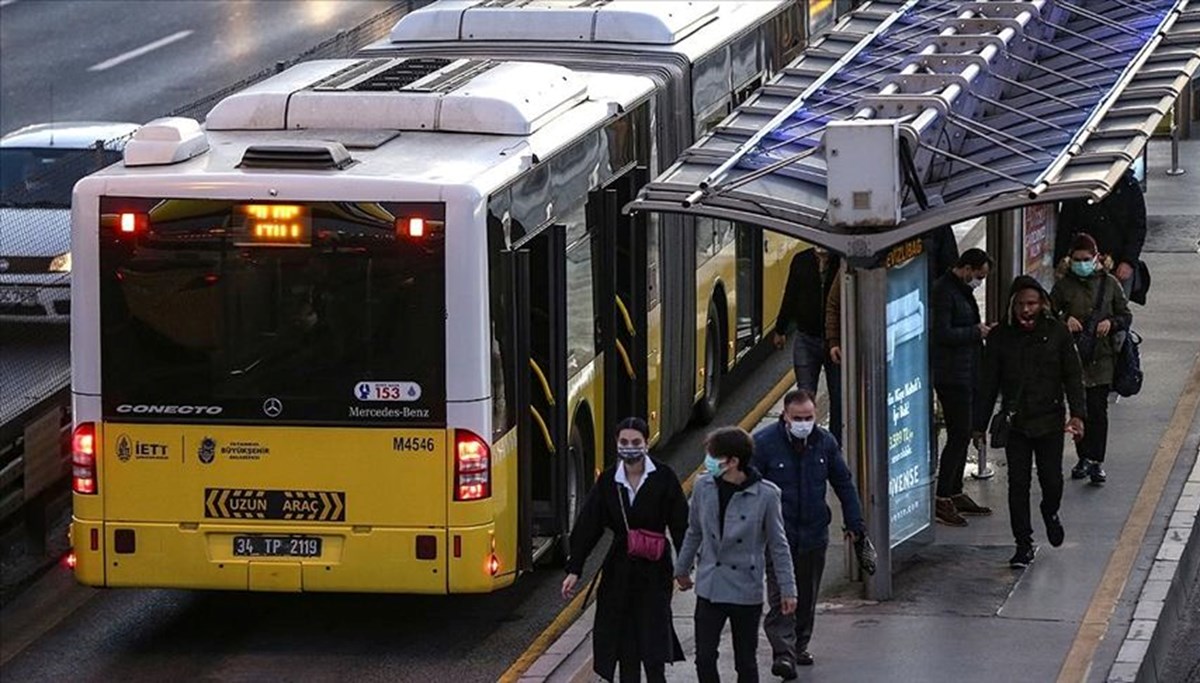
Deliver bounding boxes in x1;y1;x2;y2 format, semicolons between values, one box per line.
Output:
931;248;995;526
674;426;797;683
562;417;689;683
1055;168;1148;299
752;388;867;677
975;276;1087;568
772;247;843;443
1051;233;1132;486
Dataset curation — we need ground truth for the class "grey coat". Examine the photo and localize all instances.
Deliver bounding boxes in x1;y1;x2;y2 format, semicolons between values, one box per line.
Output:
674;473;797;605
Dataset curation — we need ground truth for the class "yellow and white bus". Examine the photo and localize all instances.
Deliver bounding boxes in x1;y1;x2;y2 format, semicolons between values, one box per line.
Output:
69;2;808;594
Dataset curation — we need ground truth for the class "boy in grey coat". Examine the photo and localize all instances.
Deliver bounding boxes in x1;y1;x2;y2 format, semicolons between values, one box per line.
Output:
675;427;797;683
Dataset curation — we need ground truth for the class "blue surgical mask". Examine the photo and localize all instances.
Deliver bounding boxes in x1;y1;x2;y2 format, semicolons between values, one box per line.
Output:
788;419;815;440
704;454;726;478
1071;259;1097;278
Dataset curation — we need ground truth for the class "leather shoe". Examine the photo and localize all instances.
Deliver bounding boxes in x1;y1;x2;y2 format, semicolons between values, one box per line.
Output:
936;497;968;526
952;492;992;516
797;651;814;666
771;657;797;680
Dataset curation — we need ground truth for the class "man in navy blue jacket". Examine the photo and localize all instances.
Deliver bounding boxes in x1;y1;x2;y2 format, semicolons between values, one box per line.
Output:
753;388;866;678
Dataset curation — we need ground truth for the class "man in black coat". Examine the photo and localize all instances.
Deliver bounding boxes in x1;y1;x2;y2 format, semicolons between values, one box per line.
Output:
772;247;843;443
1055;168;1148;298
974;276;1087;569
931;248;995;527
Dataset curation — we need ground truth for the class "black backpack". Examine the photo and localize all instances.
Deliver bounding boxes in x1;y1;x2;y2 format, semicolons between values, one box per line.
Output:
1113;330;1143;398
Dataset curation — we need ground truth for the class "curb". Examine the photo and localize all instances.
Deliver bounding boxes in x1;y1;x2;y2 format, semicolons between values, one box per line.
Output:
1107;446;1200;683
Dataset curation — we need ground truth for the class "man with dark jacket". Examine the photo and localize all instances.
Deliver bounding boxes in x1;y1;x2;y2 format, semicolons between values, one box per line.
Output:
773;247;843;443
753;389;866;677
931;248;995;526
1055;168;1148;298
975;276;1087;569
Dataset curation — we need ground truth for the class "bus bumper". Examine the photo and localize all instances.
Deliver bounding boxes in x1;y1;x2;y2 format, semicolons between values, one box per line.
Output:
70;518;515;593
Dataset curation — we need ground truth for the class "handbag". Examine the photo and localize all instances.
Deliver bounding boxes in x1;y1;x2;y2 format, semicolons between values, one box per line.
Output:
618;485;667;562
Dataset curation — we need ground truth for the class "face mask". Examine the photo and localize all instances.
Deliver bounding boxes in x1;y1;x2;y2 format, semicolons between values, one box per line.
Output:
968;277;984;290
1071;259;1097;278
703;454;727;478
788;419;814;440
617;445;647;462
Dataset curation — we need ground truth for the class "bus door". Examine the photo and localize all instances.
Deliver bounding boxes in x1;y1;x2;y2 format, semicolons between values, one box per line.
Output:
735;225;763;361
592;166;650;464
509;226;569;564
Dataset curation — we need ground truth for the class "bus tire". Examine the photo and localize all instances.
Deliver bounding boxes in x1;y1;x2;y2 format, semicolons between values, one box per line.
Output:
694;303;723;424
554;422;589;565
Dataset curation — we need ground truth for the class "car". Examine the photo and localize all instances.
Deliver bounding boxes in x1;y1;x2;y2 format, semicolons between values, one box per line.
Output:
0;121;139;322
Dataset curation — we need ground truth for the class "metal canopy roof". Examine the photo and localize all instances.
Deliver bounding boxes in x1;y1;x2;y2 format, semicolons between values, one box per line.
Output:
629;0;1200;259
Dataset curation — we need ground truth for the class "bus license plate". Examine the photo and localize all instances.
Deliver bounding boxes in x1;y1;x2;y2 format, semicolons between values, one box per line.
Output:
233;535;322;558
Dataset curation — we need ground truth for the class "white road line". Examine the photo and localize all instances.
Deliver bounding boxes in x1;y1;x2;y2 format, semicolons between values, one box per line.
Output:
87;29;193;72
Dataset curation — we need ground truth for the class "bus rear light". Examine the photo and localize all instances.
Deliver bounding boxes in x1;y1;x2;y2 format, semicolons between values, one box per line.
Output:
489;554;500;576
72;423;98;495
90;528;100;551
64;551;77;569
454;430;491;501
118;212;148;234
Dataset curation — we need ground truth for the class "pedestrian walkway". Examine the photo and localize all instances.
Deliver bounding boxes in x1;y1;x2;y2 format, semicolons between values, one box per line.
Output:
534;139;1200;683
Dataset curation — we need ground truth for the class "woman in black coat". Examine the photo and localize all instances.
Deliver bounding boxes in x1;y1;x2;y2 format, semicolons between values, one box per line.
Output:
561;417;689;683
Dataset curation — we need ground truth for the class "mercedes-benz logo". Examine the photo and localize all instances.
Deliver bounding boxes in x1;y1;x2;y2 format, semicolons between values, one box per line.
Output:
0;259;9;273
262;397;283;418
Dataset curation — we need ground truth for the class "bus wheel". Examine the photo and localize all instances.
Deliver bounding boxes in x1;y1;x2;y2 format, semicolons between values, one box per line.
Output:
695;304;723;424
555;424;588;565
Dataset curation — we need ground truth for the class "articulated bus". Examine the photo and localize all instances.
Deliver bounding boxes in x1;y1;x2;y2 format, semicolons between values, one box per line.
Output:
68;2;810;594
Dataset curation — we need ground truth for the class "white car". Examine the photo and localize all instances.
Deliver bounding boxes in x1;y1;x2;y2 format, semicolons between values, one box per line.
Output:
1;121;139;322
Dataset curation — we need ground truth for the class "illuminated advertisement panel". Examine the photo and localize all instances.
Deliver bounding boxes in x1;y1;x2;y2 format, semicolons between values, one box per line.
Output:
885;246;932;548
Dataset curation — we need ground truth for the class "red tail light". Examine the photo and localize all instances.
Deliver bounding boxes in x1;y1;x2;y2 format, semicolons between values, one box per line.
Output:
72;423;97;495
454;429;491;501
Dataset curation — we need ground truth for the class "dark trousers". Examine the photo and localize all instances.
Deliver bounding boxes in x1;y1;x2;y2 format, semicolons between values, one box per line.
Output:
617;636;665;683
1077;385;1111;463
694;597;762;683
765;544;826;660
935;383;974;497
1006;430;1065;547
792;332;843;444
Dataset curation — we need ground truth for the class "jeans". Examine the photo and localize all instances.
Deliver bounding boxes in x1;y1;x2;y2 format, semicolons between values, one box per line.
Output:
694;597;762;683
765;544;827;660
1078;385;1111;464
792;332;842;444
935;384;974;497
1006;429;1065;547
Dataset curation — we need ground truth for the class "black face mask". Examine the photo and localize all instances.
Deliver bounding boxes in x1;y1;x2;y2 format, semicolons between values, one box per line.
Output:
616;446;647;462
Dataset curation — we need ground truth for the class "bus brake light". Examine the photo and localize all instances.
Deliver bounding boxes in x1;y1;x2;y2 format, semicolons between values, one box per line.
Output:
454;430;491;501
72;423;98;495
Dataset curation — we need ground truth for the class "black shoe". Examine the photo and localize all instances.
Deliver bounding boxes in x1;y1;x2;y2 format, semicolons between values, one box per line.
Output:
1071;458;1089;480
796;651;814;666
772;657;798;680
1088;462;1107;486
1009;544;1036;568
1043;512;1065;547
952;492;993;516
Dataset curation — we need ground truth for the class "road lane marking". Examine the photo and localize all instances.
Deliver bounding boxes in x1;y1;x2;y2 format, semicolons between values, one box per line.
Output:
1057;351;1200;682
497;367;797;682
87;30;193;72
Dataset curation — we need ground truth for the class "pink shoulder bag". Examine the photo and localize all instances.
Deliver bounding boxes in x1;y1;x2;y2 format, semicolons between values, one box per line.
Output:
618;485;667;562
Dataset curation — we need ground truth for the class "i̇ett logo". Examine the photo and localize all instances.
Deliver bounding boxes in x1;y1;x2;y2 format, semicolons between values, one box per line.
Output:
116;434;132;462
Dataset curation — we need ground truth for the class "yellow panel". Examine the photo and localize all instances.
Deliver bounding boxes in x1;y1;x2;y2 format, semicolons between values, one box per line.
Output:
100;424;448;527
70;519;106;586
488;428;519;575
249;562;302;592
763;236;805;336
647;302;663;444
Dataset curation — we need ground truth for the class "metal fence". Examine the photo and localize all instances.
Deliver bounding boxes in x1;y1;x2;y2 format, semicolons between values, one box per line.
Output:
0;1;427;529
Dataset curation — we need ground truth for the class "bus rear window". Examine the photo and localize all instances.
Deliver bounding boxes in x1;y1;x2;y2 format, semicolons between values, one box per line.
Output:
97;198;446;426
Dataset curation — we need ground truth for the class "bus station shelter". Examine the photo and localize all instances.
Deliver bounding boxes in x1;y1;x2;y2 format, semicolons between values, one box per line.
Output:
627;0;1200;599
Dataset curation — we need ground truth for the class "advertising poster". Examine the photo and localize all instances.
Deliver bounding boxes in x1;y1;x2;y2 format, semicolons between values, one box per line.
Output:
885;246;932;548
1023;203;1057;291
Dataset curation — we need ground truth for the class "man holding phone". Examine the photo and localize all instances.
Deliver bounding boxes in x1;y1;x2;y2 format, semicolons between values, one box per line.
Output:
931;248;996;527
